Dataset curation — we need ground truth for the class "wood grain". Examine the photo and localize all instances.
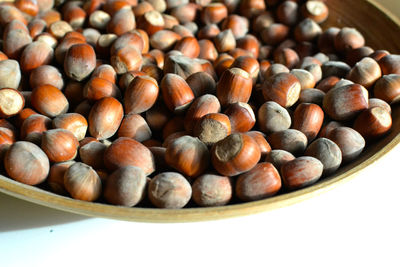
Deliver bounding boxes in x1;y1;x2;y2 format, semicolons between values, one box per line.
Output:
1;0;400;222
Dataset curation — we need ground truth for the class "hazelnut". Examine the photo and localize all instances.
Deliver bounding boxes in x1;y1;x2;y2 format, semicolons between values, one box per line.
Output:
236;162;281;201
64;162;102;202
137;10;165;36
353;107;392;141
378;55;400;75
261;23;289;46
323;84;369;121
193;113;231;146
346;57;382;89
0;60;21;90
4;141;50;185
298;88;325;106
83;77;121;102
41;129;79;163
327;127;365;163
216;68;252;107
29;65;64;90
107;7;136;36
214;29;236;53
265;149;295;170
165;135;209;177
290;69;316;90
117;114;152;142
186;72;216;98
257;101;291;133
221;14;249;39
31;84;69;118
192;174;232;207
224;102;255;133
150;30;182;51
292;103;324;142
300;1;329;23
276;1;298;26
245;131;271;158
201;3;228;25
52;113;88;141
305;138;342;176
211;133;261;176
111;46;142;74
104;166;147;206
20;41;54;73
334;27;365;52
0;88;25;119
148;172;192;209
268;129;308;156
281;156;323;190
64;43;96;81
262;73;301;108
368;98;391;114
160;73;195;113
104;137;155;175
79;141;107;170
88;97;123;140
294;18;322;43
374;74;400;104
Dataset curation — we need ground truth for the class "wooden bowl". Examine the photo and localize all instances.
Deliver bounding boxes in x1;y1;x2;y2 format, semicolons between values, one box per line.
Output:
1;0;400;222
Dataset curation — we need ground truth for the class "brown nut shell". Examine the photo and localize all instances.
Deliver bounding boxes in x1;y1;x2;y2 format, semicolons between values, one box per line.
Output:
211;133;261;176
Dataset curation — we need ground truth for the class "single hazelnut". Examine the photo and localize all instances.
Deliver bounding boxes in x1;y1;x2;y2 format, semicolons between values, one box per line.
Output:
216;68;252;107
192;174;232;207
236;162;281;201
160;73;195;113
353;107;392;141
305;138;342;176
334;27;365;52
327;127;365;163
211;133;261;176
117;114;152;142
148;172;192;209
64;43;96;81
262;73;301;108
31;84;69;118
292;103;324;142
0;60;21;90
346;57;382;89
193;113;231;146
257;101;291;134
374;74;400;104
268;129;308;156
104;166;147;206
79;141;107;170
265;149;295;170
224;102;255;133
41;129;79;163
64;162;102;202
88;97;123;140
52;113;88;141
4;141;50;185
281;156;323;190
104;137;156;175
323;84;369;121
0;88;25;119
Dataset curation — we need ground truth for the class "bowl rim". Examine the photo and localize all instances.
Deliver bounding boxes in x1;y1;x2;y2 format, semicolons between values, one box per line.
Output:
1;0;400;223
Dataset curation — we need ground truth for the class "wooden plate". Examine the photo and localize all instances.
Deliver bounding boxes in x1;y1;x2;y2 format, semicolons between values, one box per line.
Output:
1;0;400;222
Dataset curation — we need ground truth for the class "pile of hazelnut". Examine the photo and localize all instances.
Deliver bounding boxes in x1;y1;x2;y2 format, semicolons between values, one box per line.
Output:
0;0;399;209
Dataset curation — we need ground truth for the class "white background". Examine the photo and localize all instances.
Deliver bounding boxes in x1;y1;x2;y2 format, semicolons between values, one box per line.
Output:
1;1;400;267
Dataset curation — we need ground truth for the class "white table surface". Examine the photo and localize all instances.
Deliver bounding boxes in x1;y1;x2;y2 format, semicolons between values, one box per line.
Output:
2;1;400;267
